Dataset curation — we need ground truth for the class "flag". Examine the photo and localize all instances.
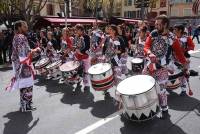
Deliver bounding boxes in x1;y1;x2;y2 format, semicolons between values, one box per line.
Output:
192;0;200;15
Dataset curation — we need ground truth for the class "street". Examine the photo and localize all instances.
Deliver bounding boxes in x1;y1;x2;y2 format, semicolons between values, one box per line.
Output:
0;40;200;134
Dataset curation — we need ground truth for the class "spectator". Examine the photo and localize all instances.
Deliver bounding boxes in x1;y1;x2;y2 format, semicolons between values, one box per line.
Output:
192;26;200;44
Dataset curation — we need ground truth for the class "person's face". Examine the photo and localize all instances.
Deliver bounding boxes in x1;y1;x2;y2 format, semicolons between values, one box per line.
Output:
40;31;44;37
117;26;122;35
173;28;181;36
47;33;52;40
155;19;165;34
109;28;116;37
21;22;28;34
75;29;82;36
139;31;145;38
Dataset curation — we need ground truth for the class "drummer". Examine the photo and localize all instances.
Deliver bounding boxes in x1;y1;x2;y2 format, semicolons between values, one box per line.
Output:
60;27;74;62
135;25;148;58
143;15;187;118
173;24;196;96
74;24;91;92
102;24;126;86
46;31;59;62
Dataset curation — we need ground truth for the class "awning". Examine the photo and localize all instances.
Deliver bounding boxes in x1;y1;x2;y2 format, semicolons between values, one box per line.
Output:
44;17;105;24
117;18;142;23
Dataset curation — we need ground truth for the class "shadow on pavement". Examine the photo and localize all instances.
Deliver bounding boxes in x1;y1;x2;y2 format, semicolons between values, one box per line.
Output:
60;85;95;109
120;114;186;134
0;66;12;71
3;111;39;134
34;75;73;94
168;91;200;114
90;97;118;118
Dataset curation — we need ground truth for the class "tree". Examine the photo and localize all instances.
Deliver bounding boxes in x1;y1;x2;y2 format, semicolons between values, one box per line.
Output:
0;0;47;29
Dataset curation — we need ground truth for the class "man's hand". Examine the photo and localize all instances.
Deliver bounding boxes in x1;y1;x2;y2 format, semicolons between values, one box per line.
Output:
148;53;157;63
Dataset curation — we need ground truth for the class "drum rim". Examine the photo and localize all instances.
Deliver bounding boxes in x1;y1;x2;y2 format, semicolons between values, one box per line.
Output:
46;60;62;69
59;61;80;72
117;75;156;96
88;63;111;75
35;58;50;66
131;57;144;64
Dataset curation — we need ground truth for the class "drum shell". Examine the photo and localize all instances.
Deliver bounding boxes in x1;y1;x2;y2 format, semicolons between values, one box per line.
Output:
120;84;159;121
167;71;183;90
59;61;81;83
131;58;144;73
89;67;114;91
35;58;50;69
46;61;62;72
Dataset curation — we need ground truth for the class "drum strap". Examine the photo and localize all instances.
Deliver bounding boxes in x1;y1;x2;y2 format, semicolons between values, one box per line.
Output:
114;55;122;66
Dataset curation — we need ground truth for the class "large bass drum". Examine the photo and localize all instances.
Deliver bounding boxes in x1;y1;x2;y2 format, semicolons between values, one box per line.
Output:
46;60;62;78
88;63;114;91
35;57;50;75
117;75;160;122
59;61;81;84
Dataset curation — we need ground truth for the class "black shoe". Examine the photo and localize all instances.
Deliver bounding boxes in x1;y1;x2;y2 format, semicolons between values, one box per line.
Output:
26;106;36;112
160;110;169;119
83;86;90;93
104;92;111;100
180;91;187;96
189;70;199;76
20;106;36;112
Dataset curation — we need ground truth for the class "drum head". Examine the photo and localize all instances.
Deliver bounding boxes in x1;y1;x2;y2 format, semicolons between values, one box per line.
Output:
35;57;49;67
59;61;80;72
46;60;62;69
117;75;155;95
131;58;143;64
88;63;111;75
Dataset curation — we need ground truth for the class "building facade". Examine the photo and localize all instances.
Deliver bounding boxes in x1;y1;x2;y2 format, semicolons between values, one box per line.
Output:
121;0;169;19
170;0;197;17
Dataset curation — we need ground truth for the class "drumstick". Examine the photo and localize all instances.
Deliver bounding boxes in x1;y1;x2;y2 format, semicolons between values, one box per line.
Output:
185;70;193;96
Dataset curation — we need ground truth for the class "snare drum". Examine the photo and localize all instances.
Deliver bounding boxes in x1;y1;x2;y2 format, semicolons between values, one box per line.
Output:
35;57;50;75
117;75;160;121
131;58;144;74
32;52;41;63
59;61;81;84
46;60;62;78
88;63;114;91
167;70;183;90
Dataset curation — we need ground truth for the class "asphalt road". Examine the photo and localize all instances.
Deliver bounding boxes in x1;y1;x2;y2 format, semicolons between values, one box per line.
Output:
0;40;200;134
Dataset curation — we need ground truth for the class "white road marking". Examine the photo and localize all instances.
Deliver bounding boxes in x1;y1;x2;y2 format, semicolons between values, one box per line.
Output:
75;115;120;134
188;49;200;54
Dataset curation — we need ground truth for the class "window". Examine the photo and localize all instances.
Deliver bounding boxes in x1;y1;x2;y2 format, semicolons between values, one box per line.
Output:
124;0;128;6
160;11;167;15
136;10;141;18
150;0;156;8
124;11;128;17
160;0;166;7
171;9;179;16
186;0;192;2
128;0;132;6
183;8;192;16
60;4;64;12
47;4;54;15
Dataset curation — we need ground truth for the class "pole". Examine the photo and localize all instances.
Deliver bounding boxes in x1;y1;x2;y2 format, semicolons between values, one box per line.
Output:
64;0;68;27
95;0;98;25
141;0;145;21
69;0;72;17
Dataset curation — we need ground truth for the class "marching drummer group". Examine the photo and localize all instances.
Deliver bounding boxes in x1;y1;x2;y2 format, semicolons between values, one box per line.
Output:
8;15;198;119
